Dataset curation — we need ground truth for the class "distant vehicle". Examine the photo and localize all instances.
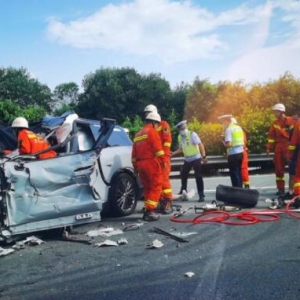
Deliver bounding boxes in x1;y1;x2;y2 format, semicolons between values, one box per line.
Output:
0;112;141;243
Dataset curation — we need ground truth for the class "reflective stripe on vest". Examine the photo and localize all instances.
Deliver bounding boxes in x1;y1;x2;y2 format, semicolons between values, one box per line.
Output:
178;131;199;157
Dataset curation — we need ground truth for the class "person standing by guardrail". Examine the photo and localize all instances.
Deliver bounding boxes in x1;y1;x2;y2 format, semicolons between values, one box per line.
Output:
171;120;207;202
266;103;293;197
218;114;244;188
284;111;300;204
287;113;300;207
286;111;300;199
231;117;250;189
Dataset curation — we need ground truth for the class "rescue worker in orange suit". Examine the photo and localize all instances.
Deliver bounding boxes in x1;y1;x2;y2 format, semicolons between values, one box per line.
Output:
144;104;173;214
231;117;250;188
266;104;293;197
10;117;57;159
286;111;300;199
287;116;300;207
131;111;165;221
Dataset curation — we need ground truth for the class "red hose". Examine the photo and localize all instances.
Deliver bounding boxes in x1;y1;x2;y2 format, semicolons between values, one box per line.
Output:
193;211;230;224
285;196;300;220
170;199;300;225
217;212;259;225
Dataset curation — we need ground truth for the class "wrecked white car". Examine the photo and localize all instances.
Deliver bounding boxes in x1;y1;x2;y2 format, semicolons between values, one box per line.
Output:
0;113;141;243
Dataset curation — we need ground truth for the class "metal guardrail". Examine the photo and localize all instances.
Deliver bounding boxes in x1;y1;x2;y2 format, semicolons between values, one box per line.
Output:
170;154;274;179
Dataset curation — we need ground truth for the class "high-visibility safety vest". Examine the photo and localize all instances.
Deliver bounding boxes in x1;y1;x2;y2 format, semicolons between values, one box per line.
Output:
178;131;199;157
227;124;244;151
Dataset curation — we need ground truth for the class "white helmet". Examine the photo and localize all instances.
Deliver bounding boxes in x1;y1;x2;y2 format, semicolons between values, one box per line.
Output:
144;104;158;114
11;117;29;128
272;103;285;112
231;117;238;124
146;112;161;123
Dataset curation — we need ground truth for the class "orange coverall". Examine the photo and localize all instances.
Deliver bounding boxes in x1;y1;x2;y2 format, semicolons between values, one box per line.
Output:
132;124;165;211
156;120;172;201
266;116;294;190
241;131;249;187
18;129;57;159
288;120;300;195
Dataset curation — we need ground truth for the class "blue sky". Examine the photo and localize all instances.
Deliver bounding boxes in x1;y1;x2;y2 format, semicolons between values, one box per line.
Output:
1;0;299;91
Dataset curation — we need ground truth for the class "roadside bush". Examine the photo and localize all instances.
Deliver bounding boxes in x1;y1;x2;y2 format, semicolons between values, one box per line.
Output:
122;107;274;155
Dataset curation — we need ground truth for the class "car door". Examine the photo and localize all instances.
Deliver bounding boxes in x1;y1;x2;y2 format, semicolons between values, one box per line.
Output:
3;151;104;231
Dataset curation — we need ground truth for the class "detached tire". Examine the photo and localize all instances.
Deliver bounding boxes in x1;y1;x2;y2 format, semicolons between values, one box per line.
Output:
216;184;259;208
109;173;138;216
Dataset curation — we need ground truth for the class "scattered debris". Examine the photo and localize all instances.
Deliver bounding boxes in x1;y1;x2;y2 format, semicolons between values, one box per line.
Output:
87;227;123;237
20;236;44;246
117;238;128;245
0;247;14;257
122;223;144;232
12;243;25;250
173;207;193;218
265;198;284;209
184;272;195;278
152;227;189;243
182;189;196;201
61;231;92;245
146;239;164;249
171;232;197;238
95;239;119;247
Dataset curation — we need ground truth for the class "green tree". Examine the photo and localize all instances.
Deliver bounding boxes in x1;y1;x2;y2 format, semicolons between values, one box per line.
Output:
185;78;217;122
0;100;22;124
78;67;173;123
52;82;79;113
0;67;52;112
78;67;145;121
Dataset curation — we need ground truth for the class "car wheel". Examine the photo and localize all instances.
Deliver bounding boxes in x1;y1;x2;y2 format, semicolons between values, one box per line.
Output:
109;173;138;216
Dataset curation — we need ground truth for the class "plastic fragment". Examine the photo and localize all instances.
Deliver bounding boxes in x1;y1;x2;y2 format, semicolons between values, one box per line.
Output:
117;238;128;245
146;239;164;249
22;236;44;246
184;272;195;278
182;189;196;201
87;228;123;237
94;239;119;247
0;247;14;257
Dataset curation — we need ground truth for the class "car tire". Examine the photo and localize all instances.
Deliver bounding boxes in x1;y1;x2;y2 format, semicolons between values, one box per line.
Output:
109;173;138;216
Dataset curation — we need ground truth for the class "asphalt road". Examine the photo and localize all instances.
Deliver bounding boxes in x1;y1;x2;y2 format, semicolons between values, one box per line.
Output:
1;173;300;300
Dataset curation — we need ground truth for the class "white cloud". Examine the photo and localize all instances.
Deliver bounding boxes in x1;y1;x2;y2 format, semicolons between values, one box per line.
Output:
227;0;300;83
46;0;267;63
227;45;300;83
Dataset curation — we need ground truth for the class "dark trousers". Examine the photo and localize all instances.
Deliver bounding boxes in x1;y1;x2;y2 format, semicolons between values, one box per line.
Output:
179;159;204;196
228;153;243;187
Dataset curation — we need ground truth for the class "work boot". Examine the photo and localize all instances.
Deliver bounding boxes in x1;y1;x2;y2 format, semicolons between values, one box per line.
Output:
142;210;160;221
283;192;293;200
198;194;205;202
160;199;173;215
276;189;285;197
292;196;300;208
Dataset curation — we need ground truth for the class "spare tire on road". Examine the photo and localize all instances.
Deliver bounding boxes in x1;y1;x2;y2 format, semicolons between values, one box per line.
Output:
216;185;259;208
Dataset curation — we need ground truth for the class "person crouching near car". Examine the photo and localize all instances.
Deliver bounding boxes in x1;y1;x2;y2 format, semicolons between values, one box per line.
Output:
11;117;57;159
131;112;165;221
